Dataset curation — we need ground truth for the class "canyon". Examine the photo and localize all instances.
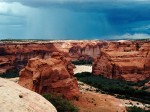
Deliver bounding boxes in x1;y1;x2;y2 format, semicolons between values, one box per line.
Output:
0;40;104;74
0;42;58;74
0;40;150;82
0;40;150;112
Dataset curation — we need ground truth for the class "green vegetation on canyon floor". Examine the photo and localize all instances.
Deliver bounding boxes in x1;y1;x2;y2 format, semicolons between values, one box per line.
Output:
43;94;79;112
127;106;150;112
75;72;150;104
72;60;92;65
0;69;19;78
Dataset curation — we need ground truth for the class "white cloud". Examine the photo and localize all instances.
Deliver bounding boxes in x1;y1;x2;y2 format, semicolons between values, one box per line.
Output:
0;2;32;16
113;33;150;39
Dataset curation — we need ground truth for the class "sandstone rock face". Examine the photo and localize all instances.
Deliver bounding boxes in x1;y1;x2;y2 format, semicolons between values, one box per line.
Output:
0;40;105;74
18;54;79;99
68;41;107;61
92;40;150;82
0;42;58;74
92;52;113;78
1;40;150;82
145;81;150;87
0;78;57;112
53;40;108;61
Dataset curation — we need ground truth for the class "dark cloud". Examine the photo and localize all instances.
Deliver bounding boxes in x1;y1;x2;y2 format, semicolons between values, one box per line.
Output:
0;0;150;39
16;0;150;25
3;0;150;8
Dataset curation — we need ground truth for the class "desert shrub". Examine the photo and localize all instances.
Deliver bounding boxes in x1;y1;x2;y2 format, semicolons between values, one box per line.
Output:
135;78;150;87
142;86;150;90
0;47;6;55
75;72;92;77
127;106;150;112
43;94;79;112
72;60;92;65
0;69;19;78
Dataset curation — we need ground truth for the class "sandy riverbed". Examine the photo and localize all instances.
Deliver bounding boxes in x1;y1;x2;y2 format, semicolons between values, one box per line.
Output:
73;65;92;74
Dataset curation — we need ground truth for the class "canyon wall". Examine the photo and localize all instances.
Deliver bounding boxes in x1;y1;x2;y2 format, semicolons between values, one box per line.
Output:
0;42;58;74
1;40;150;82
0;41;105;74
68;41;107;61
92;40;150;82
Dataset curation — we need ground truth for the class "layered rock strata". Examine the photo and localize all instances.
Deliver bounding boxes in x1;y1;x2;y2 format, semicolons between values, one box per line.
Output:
92;40;150;82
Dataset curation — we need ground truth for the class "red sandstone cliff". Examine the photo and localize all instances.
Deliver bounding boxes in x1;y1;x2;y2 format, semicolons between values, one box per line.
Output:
0;40;106;74
92;40;150;82
18;52;79;99
52;40;108;61
68;41;107;61
0;43;58;74
1;40;150;82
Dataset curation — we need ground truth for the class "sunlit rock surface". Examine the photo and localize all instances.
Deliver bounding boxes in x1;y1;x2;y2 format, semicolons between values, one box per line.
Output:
92;40;150;82
19;52;79;99
0;78;57;112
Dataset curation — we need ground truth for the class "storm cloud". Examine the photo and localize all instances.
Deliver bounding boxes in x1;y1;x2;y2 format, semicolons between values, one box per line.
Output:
0;0;150;39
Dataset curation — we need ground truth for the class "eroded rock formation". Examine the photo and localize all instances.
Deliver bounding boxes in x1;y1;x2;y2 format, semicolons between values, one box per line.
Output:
0;40;104;74
92;40;150;82
18;52;79;99
1;40;150;82
68;41;107;61
0;42;58;74
0;78;57;112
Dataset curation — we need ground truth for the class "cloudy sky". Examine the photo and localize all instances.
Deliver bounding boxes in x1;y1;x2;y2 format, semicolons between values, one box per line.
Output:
0;0;150;40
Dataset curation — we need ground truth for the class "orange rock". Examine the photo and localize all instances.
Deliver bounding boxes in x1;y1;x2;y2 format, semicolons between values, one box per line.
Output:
1;40;150;83
92;40;150;82
18;56;79;99
0;42;58;73
68;41;107;60
0;40;106;73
